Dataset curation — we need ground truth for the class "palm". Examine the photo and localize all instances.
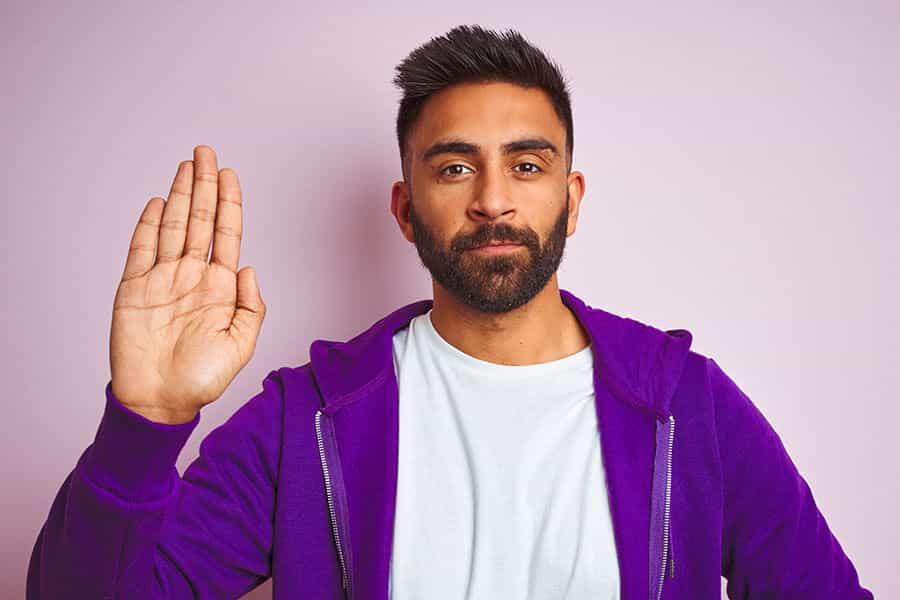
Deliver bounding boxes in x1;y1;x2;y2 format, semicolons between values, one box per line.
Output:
109;146;266;423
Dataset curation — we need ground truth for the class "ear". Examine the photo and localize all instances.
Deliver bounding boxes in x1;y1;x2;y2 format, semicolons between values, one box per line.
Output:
565;170;586;237
391;180;416;244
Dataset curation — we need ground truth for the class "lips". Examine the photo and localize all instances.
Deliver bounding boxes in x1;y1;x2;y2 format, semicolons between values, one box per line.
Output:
472;241;522;249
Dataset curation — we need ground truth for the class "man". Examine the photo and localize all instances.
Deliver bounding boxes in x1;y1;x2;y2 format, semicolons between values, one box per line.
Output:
27;24;871;599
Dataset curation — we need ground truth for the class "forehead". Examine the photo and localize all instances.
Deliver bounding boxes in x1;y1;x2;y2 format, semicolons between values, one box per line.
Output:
410;81;565;159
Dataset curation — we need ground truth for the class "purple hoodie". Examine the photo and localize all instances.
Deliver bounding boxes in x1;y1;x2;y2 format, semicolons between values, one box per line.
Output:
27;289;873;599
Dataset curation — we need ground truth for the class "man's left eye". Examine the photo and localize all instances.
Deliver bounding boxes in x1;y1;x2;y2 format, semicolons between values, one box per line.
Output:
515;162;542;174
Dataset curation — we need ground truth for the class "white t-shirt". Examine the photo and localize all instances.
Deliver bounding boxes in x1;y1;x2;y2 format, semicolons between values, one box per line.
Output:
388;310;620;599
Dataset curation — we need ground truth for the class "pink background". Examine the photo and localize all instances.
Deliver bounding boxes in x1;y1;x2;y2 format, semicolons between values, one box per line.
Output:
3;1;896;597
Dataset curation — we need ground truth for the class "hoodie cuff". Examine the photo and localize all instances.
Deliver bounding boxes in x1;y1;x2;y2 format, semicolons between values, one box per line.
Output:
80;380;201;502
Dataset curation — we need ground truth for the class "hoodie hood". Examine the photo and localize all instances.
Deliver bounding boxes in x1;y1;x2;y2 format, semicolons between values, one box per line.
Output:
309;288;693;422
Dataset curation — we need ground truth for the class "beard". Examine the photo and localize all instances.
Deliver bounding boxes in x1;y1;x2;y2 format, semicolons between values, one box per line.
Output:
407;190;570;314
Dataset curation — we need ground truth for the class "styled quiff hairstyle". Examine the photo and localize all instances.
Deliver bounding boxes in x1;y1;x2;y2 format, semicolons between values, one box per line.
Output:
392;24;574;182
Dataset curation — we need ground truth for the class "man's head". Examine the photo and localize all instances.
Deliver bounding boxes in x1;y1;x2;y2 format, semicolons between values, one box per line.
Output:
390;25;585;314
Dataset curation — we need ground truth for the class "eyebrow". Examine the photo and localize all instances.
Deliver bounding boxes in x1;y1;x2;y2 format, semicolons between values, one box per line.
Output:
421;136;560;162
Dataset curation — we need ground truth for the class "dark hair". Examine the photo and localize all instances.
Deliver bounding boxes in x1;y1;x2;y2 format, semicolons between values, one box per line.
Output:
392;24;574;182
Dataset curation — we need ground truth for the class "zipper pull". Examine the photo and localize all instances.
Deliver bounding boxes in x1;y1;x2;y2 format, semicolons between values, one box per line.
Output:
668;539;675;578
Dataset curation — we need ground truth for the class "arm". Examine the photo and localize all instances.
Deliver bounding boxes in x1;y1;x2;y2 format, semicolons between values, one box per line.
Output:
708;357;873;599
27;369;284;599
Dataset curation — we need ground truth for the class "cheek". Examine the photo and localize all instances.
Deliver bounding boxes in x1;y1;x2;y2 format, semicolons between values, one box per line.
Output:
423;207;466;241
411;207;453;247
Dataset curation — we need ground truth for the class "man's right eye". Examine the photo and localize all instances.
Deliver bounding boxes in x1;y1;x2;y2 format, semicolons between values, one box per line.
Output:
441;164;473;177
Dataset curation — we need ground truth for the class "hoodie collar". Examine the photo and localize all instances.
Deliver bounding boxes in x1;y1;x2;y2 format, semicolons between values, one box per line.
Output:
309;288;693;421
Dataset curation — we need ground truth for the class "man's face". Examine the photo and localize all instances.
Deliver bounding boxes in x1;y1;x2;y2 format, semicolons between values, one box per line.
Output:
393;80;583;314
407;188;570;314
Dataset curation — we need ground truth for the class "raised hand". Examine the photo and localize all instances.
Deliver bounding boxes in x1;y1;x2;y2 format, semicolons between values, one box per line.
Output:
109;146;266;424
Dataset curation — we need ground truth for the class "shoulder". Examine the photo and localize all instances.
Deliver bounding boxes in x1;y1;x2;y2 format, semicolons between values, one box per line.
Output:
668;351;785;474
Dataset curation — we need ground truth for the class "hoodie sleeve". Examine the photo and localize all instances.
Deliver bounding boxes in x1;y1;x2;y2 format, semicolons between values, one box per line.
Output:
26;369;285;599
708;357;873;599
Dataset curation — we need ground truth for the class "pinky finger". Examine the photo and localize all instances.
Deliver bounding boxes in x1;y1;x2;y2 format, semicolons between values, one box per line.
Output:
122;197;165;281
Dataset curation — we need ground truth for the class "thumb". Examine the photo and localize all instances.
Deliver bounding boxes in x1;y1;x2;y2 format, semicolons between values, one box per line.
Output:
231;266;266;357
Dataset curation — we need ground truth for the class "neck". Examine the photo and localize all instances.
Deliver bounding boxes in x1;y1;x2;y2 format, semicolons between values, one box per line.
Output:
428;275;591;366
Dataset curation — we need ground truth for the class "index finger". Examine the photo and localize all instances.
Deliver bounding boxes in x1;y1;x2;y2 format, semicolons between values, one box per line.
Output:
210;168;243;273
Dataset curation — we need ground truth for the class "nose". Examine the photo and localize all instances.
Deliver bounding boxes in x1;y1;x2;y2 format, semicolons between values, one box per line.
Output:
466;162;516;223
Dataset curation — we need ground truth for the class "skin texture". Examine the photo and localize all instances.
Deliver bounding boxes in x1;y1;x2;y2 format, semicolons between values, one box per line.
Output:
391;81;590;366
109;146;267;424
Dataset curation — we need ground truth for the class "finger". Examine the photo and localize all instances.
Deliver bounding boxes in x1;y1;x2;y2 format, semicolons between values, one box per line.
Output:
231;266;266;363
122;197;165;281
210;168;243;273
156;160;193;264
184;145;219;262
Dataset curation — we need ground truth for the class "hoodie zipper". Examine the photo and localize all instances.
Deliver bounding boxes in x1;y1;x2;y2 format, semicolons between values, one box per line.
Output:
315;409;352;597
655;414;676;600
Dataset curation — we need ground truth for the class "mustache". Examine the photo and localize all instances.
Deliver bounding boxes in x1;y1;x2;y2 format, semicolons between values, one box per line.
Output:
452;224;540;251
